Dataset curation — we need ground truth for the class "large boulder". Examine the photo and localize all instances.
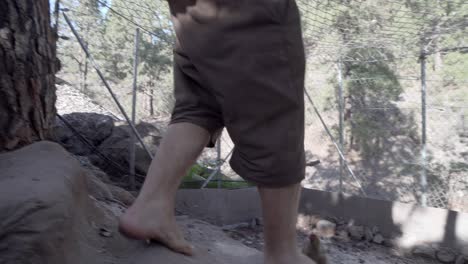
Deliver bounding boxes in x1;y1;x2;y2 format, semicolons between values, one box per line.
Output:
0;141;137;264
0;141;263;264
53;112;162;181
74;155;111;183
53;112;114;155
74;155;135;205
0;142;96;264
89;121;162;179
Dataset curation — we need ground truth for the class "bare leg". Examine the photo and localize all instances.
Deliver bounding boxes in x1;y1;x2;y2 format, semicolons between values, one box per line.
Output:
119;123;210;255
259;183;316;264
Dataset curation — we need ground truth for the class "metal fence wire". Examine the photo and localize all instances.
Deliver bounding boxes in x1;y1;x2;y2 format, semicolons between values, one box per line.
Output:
55;0;468;212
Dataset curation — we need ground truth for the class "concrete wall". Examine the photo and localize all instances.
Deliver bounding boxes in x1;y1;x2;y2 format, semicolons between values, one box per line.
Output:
176;188;468;254
299;189;468;254
176;188;262;226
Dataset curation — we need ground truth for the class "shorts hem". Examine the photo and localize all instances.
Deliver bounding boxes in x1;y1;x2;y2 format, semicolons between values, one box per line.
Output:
169;117;223;148
230;156;305;188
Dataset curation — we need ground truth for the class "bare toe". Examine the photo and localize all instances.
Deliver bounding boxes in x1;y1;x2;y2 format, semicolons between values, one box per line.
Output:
159;236;194;256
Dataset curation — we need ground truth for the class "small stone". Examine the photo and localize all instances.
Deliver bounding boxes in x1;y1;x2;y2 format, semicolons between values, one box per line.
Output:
364;227;373;242
355;242;367;250
335;230;350;242
296;215;313;231
372;234;384;244
371;226;379;235
315;220;336;238
99;227;113;238
347;225;365;240
383;239;394;248
413;245;436;259
436;249;457;263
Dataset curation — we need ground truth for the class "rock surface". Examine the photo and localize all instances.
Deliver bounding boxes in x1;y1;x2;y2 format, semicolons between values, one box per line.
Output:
0;141;262;264
348;225;365;240
54;112;115;155
413;245;437;259
365;227;374;242
53;112;162;179
372;234;385;245
108;185;135;206
315;220;336;238
74;155;111;183
86;171;114;201
455;255;468;264
90;121;162;177
436;249;457;263
226;218;441;264
0;141;96;264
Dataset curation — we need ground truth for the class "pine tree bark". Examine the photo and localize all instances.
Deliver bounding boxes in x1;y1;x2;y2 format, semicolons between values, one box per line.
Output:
0;0;58;152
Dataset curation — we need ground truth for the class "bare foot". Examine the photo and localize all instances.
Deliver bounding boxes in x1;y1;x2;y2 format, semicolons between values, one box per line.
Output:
264;253;317;264
118;198;194;256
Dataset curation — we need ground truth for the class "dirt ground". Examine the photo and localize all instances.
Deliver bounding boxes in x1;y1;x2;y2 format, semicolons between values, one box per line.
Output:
93;199;440;264
224;225;441;264
85;200;263;264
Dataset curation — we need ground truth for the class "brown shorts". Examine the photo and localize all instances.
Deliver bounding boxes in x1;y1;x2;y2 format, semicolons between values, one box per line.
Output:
169;0;305;187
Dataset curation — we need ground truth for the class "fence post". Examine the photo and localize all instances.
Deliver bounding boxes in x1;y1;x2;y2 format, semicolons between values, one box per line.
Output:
337;58;345;193
305;90;367;197
129;28;140;191
201;148;234;189
420;51;428;207
217;136;222;189
62;13;154;160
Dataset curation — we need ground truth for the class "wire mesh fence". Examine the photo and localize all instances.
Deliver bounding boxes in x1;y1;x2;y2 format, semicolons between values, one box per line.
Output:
55;0;468;211
297;0;468;211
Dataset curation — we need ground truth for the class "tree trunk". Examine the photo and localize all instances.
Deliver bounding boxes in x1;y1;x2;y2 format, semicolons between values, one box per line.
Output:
0;0;58;152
